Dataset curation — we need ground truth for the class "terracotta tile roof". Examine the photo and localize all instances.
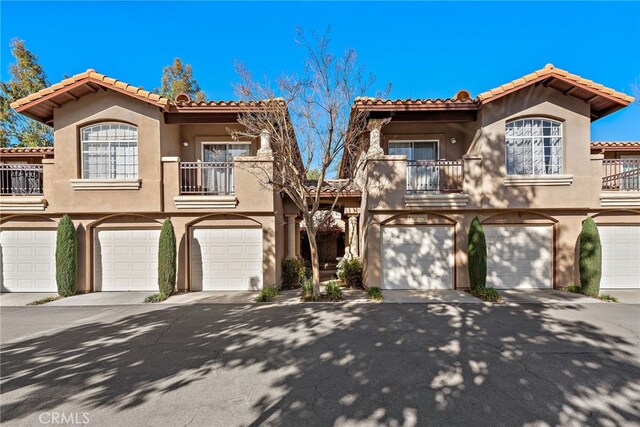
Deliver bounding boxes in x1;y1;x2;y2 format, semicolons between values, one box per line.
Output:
591;141;640;147
305;179;362;197
353;96;476;110
10;69;170;110
476;64;634;104
0;147;55;154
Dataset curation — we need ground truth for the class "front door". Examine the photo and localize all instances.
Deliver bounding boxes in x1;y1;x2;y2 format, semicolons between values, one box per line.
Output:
389;141;439;191
202;144;250;194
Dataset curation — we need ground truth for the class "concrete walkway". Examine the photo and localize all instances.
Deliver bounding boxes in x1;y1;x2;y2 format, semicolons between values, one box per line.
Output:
161;291;259;304
600;289;640;304
0;293;58;307
47;292;152;306
381;289;482;303
498;289;605;304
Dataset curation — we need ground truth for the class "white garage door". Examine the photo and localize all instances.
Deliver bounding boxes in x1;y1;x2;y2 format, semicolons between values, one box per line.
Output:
0;230;57;292
95;229;160;291
600;225;640;289
485;225;552;289
191;228;263;291
382;226;454;290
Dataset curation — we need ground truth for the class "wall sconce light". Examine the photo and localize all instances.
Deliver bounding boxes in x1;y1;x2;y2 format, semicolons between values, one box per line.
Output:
182;140;189;147
450;137;457;144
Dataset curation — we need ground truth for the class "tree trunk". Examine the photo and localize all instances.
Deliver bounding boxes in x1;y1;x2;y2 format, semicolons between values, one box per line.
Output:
308;231;321;296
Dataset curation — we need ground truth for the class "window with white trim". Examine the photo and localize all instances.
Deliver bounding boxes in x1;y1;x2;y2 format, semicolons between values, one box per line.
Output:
81;123;138;179
505;118;562;175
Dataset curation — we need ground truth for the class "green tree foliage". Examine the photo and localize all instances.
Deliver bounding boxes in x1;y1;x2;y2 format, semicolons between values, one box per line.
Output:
55;215;77;297
306;168;321;180
158;219;177;297
467;217;487;290
0;39;53;147
579;217;602;296
157;58;206;102
282;257;306;289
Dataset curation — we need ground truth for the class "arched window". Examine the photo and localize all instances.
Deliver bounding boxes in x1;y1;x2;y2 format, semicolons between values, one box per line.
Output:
81;123;138;179
505;118;562;175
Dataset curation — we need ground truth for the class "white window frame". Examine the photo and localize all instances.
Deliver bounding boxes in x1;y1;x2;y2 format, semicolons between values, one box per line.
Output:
505;118;563;176
81;123;138;180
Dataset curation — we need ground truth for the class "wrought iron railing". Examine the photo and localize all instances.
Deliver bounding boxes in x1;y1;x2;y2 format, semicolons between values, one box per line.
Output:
406;160;464;193
602;159;640;191
179;162;235;195
0;164;44;195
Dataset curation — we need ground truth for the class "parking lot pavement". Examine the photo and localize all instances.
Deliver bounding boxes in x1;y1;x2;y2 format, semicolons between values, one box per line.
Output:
3;300;637;426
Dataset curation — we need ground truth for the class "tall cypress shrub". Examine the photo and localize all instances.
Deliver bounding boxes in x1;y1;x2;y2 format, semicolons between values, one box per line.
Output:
55;214;77;297
579;217;602;296
467;217;487;290
158;219;176;297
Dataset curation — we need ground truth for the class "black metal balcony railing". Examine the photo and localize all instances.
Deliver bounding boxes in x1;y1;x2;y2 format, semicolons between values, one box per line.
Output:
0;164;44;196
179;162;235;195
406;160;464;193
602;159;640;191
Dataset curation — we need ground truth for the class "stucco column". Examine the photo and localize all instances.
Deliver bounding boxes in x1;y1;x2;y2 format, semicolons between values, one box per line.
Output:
348;215;359;257
367;120;384;157
286;214;297;258
258;129;272;157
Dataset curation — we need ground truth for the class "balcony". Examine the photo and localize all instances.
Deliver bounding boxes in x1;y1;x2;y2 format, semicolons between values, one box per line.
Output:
179;161;235;195
0;164;44;195
406;160;464;193
602;159;640;191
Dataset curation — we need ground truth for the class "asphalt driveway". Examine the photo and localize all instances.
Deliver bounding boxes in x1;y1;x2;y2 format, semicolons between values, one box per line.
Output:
1;302;639;426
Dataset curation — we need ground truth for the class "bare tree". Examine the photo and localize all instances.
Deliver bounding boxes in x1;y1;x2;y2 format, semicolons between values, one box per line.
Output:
230;28;388;296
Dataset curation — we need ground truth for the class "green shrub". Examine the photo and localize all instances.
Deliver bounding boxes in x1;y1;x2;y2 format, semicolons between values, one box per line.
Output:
337;258;362;287
469;287;501;303
325;280;343;301
565;284;582;294
579;217;602;297
467;217;487;291
255;285;278;302
367;287;382;302
301;277;314;298
27;296;61;306
158;219;177;298
282;258;306;289
145;293;168;303
55;214;77;297
598;293;618;303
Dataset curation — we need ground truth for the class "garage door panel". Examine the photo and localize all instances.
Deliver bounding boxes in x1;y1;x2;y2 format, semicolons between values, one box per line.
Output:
600;225;640;289
95;229;160;291
192;228;263;291
1;230;57;292
485;226;552;289
382;226;454;290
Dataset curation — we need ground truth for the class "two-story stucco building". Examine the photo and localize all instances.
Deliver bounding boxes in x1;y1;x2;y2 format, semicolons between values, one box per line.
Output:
0;70;301;293
344;64;639;291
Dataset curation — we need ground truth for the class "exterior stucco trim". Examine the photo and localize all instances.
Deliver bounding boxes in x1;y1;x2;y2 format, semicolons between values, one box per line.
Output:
70;179;142;190
0;196;48;212
173;195;238;209
599;192;640;207
404;193;469;208
504;174;574;186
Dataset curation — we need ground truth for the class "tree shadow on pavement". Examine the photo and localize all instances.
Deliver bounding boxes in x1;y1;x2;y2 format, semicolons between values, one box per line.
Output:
1;302;639;426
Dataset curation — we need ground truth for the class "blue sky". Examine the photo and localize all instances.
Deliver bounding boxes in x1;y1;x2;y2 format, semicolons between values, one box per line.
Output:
2;1;639;139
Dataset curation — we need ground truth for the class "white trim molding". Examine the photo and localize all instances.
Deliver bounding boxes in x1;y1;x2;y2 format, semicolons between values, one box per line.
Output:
161;156;180;162
405;193;469;208
173;195;238;209
504;174;574;186
70;179;141;190
0;196;48;212
600;192;640;207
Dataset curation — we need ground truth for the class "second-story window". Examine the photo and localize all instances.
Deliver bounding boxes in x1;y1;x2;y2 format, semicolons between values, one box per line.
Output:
81;123;138;179
505;118;562;175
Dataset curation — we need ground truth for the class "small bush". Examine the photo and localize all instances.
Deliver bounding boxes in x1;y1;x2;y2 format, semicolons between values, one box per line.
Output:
158;219;177;298
469;287;501;303
367;287;383;302
565;284;582;294
325;280;343;302
467;217;487;291
55;214;77;297
255;285;278;303
282;258;306;289
301;277;314;298
337;258;362;287
145;293;168;303
579;217;602;297
27;296;61;306
598;293;618;303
